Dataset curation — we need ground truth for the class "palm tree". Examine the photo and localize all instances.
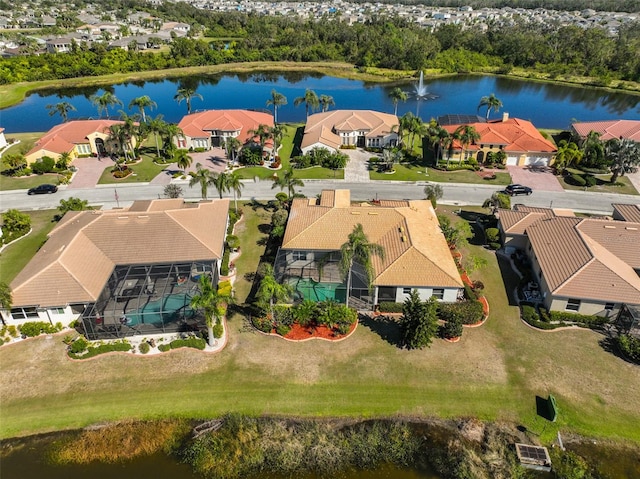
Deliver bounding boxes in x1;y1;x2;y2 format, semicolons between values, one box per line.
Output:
294;89;320;118
388;87;408;116
319;94;335;112
227;170;244;213
128;95;157;122
57;151;72;170
266;89;287;124
270;125;285;159
189;163;215;199
190;274;232;347
162;123;184;157
271;167;304;198
477;93;503;120
46;101;76;122
147;115;167;157
453;125;480;164
339;223;385;308
225;136;242;163
582;130;606;169
393;112;416;150
174;87;203;114
554;140;583;171
107;123;132;164
211;171;231;199
257;264;293;321
606;137;640;183
248;124;273;157
174;149;192;172
90;91;123;119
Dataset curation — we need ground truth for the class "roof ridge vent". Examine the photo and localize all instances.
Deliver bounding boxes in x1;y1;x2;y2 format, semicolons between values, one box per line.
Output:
626;226;638;231
604;225;616;229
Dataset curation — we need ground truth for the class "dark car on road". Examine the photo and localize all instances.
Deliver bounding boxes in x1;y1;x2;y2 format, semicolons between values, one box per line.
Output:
505;184;532;196
27;184;58;195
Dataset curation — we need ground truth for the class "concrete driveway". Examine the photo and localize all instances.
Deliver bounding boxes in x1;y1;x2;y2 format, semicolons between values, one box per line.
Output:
149;148;229;186
507;165;564;192
68;157;114;189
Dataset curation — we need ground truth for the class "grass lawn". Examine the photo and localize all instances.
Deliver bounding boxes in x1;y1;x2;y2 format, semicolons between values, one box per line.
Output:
97;156;167;184
560;170;638;195
1;205;639;444
0;210;58;284
370;162;511;185
0;132;55;191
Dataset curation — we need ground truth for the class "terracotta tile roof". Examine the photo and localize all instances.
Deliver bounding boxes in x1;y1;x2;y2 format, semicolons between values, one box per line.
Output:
177;109;274;144
10;199;229;308
442;118;556;153
612;203;640;223
26;119;121;157
572;120;640;142
301;110;398;151
498;205;569;235
527;217;640;304
282;190;462;288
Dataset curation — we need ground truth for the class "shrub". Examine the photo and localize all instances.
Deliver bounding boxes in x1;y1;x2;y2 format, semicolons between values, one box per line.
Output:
616;334;640;363
549;311;608;329
139;342;151;354
568;174;586;186
221;249;231;276
275;323;291;336
584;174;597;187
158;344;171;352
489;242;501;250
441;316;463;339
252;315;273;333
378;302;403;313
485;228;500;243
70;337;89;354
519;303;556;330
169;337;206;350
112;167;132;178
68;340;132;359
463;284;478;301
438;301;484;325
212;322;224;339
32;156;56;174
218;280;232;298
19;321;61;337
7;325;18;337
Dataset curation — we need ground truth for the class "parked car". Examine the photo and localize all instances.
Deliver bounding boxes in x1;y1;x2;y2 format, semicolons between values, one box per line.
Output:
27;184;58;195
505;184;532;196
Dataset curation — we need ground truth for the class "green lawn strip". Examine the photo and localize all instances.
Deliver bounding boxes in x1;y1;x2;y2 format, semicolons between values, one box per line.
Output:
560;173;638;195
1;206;639;443
0;210;57;283
1;132;44;157
97;156;167;184
370;163;512;185
0;172;63;191
294;167;344;180
231;203;271;303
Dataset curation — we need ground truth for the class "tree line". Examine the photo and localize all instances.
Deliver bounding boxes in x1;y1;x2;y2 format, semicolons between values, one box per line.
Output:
1;5;639;85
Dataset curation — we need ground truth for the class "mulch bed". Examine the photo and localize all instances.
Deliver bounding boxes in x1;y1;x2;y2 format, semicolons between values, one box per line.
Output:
278;321;357;341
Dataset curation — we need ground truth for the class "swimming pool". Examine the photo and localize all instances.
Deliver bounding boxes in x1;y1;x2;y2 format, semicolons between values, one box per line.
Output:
125;293;195;326
290;278;346;303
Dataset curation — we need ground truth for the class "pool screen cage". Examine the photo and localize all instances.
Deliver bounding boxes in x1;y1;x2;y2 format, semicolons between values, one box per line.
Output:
78;261;217;340
616;304;640;339
273;248;374;308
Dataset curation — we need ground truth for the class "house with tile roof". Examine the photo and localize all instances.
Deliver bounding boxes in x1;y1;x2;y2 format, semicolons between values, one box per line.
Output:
441;114;557;167
612;203;640;223
300;110;399;154
498;204;576;250
1;199;230;341
498;205;640;316
176;109;274;152
572;120;640;143
25;119;122;165
274;190;463;309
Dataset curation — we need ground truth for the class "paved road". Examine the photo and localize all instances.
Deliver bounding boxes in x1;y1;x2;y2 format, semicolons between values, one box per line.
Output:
2;179;638;214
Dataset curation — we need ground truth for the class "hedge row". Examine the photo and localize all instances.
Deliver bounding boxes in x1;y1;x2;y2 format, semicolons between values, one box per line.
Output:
378;302;403;313
616;334;640;363
19;321;63;337
158;337;206;352
549;311;609;328
520;303;609;330
437;300;484;325
68;340;132;359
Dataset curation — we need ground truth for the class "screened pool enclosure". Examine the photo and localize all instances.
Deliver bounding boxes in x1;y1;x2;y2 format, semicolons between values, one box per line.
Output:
78;261;218;340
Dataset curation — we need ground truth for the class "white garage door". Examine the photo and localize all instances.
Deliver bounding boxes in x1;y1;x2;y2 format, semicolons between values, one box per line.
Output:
506;155;518;166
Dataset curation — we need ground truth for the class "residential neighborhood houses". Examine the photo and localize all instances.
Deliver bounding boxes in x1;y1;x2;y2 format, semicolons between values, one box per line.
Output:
1;1;638;57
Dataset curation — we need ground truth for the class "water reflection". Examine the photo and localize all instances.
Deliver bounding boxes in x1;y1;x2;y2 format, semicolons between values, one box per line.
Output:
3;73;639;132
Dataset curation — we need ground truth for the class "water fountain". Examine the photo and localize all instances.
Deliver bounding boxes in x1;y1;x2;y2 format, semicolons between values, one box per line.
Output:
414;71;438;100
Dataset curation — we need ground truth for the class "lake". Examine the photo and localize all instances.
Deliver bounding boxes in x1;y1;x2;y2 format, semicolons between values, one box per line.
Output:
1;72;639;133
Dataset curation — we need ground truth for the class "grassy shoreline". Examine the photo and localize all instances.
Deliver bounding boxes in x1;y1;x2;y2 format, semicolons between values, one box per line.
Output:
1;61;639;110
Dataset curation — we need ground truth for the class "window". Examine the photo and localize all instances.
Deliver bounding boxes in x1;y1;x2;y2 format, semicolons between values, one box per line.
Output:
10;307;40;320
604;303;615;311
566;299;581;312
432;288;445;300
292;251;307;261
50;307;65;315
402;288;411;294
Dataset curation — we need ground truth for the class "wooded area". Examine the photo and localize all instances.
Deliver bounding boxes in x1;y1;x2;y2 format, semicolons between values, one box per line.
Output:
1;2;639;85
